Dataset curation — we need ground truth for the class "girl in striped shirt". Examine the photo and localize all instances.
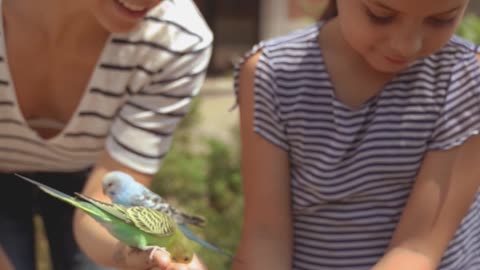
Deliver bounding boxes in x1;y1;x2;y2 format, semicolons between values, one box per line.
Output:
234;0;480;269
0;0;212;269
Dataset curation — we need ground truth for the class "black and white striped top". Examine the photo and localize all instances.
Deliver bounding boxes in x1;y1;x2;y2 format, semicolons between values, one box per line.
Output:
0;0;212;174
235;22;480;269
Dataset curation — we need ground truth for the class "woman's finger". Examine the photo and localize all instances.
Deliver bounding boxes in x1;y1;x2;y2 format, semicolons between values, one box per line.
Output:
150;249;172;269
114;243;171;270
165;254;205;270
126;251;155;268
113;243;205;270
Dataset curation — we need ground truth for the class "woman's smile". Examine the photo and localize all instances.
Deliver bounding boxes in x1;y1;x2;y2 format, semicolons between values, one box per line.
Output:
112;0;152;19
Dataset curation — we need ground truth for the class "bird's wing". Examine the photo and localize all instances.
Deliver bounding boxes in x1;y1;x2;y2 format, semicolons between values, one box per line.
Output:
126;206;177;236
75;193;131;223
130;190;171;211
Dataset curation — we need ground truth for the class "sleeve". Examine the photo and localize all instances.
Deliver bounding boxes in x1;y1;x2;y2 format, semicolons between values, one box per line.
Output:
427;53;480;150
234;45;290;151
106;43;212;174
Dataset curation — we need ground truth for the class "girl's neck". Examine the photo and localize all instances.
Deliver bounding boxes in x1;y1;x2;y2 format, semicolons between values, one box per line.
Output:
319;18;394;81
2;0;106;45
318;18;396;109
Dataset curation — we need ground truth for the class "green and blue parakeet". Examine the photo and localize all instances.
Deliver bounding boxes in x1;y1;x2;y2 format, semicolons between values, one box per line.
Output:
102;171;231;258
15;174;194;264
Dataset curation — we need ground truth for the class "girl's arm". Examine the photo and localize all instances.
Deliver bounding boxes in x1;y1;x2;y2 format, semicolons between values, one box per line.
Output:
373;135;480;270
232;52;293;270
73;151;206;270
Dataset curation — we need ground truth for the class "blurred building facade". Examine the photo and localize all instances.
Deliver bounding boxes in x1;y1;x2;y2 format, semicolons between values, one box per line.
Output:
194;0;326;73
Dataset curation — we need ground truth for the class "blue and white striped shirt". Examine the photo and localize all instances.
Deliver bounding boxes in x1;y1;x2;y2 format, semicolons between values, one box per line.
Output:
235;22;480;269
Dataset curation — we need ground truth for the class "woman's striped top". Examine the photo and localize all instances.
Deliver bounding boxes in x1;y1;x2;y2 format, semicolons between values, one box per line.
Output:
234;22;480;269
0;0;212;174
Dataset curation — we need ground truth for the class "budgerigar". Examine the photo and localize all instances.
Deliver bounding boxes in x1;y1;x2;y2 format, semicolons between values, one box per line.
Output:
102;171;231;258
15;174;194;264
102;171;205;227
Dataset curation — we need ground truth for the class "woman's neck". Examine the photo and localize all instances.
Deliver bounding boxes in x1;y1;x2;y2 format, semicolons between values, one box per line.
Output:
2;0;105;45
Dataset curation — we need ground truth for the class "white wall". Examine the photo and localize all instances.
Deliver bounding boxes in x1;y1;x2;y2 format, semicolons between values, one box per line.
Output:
259;0;320;40
259;0;289;40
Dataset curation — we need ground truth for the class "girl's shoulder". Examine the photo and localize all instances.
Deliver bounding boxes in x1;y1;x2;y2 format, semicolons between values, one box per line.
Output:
235;22;325;79
445;35;479;55
254;22;324;58
402;35;480;85
426;35;479;66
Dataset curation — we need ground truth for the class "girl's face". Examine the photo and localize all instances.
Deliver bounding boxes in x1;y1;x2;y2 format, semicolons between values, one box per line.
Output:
337;0;470;73
87;0;163;33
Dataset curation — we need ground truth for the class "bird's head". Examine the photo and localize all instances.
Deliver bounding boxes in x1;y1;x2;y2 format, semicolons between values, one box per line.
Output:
101;171;136;199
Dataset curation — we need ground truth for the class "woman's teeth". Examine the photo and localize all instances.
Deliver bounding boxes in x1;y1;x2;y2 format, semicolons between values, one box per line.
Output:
117;0;147;12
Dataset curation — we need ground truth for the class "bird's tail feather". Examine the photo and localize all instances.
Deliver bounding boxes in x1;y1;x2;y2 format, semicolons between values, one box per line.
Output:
15;174;112;222
179;213;206;227
178;224;231;257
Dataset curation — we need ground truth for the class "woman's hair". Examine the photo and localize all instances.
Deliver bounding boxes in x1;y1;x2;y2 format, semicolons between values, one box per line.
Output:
319;0;338;21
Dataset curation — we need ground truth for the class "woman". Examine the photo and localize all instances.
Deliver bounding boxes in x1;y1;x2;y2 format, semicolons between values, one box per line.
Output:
0;0;212;269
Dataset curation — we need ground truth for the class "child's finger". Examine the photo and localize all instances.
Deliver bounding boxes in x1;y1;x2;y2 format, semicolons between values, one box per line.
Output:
119;248;167;269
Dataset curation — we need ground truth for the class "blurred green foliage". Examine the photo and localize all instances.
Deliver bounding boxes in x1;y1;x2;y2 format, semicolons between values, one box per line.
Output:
457;13;480;44
152;99;242;270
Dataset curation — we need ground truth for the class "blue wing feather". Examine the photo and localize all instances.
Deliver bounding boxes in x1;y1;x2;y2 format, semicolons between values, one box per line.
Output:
178;224;232;258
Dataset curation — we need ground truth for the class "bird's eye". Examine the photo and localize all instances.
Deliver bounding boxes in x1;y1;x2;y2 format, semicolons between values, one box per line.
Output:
107;182;113;188
184;256;189;262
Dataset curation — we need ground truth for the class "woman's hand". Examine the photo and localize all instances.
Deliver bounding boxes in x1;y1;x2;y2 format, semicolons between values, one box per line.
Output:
73;154;208;270
113;242;206;270
159;254;205;270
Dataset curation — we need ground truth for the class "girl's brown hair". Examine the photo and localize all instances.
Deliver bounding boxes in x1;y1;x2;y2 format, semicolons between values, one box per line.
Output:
319;0;338;21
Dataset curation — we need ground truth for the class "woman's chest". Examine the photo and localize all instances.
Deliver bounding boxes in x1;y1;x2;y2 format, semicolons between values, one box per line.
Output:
7;40;102;124
2;13;110;121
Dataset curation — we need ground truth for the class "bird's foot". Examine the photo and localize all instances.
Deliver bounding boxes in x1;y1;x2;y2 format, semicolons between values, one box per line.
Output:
148;246;158;261
143;246;168;261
